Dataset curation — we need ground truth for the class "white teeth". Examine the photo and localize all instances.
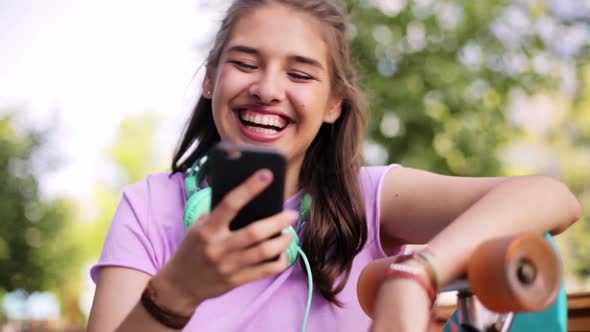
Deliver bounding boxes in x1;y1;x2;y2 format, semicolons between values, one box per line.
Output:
239;110;287;129
245;124;280;134
254;114;264;125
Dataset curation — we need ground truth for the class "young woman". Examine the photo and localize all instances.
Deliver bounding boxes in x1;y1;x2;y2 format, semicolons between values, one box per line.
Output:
87;1;582;331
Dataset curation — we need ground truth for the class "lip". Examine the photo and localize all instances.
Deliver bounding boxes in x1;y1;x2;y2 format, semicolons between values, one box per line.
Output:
233;104;292;143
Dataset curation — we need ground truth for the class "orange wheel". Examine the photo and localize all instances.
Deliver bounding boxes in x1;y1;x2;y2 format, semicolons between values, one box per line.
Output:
357;257;397;317
467;234;561;313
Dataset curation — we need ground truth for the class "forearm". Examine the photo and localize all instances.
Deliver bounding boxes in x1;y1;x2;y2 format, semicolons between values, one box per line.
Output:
113;271;202;332
115;302;179;332
426;176;581;286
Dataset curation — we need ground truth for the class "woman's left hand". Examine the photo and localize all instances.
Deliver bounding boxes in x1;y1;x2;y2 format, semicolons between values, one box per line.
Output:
369;275;433;332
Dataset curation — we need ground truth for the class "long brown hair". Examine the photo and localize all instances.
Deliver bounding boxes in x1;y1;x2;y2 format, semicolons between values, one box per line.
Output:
172;0;368;305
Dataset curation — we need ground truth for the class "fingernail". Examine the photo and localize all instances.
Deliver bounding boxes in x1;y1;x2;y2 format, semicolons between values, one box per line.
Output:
258;169;271;182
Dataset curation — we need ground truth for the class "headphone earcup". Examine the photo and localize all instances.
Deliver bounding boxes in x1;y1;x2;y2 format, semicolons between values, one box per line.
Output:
183;187;212;230
283;226;301;267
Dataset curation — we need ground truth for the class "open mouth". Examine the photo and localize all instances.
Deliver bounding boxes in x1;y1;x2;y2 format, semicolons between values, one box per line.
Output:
237;109;290;134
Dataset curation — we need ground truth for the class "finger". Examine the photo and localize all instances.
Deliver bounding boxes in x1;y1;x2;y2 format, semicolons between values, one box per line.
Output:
226;253;290;286
222;210;299;252
193;210;297;275
222;232;294;271
207;169;273;231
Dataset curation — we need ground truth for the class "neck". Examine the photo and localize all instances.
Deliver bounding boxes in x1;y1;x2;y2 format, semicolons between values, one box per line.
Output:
285;157;304;199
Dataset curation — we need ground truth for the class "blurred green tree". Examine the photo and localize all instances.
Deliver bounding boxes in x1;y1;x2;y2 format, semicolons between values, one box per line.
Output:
0;112;78;295
76;112;164;262
24;112;167;327
346;0;578;174
344;0;589;281
556;65;590;282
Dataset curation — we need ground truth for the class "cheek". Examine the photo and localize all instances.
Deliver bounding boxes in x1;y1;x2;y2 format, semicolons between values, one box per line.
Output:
214;67;246;100
292;88;320;113
215;71;232;96
295;100;307;113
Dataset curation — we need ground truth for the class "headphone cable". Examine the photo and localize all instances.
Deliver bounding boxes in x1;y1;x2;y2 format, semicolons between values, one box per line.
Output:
295;246;313;332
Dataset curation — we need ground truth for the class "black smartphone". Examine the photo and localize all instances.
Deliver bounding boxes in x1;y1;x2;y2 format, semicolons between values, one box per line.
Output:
209;142;287;231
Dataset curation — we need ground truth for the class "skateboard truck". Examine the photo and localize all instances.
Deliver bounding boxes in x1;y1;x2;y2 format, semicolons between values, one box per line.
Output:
445;280;515;332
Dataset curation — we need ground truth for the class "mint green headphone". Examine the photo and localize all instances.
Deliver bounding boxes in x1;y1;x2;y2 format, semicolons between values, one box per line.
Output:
183;155;311;267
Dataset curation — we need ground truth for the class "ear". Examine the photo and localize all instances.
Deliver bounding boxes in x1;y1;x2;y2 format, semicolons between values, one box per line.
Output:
202;73;214;99
323;97;343;124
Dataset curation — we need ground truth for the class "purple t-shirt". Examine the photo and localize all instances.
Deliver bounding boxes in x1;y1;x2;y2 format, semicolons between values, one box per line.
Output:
91;165;400;331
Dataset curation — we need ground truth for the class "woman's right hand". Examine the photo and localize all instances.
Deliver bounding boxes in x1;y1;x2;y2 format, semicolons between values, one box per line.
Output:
151;168;299;314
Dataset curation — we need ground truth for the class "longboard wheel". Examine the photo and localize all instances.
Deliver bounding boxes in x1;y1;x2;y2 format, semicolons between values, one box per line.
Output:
357;257;397;317
467;234;561;313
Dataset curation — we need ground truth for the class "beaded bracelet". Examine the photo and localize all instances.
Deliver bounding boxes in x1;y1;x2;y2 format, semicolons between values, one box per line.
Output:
141;279;193;330
413;250;441;293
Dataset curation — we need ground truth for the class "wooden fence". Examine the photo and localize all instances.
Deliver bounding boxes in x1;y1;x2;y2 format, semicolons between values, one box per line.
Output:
432;291;590;332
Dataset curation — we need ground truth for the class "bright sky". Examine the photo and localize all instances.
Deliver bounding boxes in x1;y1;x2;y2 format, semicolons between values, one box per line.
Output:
0;0;227;200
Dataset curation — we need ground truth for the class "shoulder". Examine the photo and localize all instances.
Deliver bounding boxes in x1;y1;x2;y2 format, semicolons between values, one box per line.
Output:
357;164;402;251
358;164;402;195
123;172;185;200
119;172;186;229
90;173;186;282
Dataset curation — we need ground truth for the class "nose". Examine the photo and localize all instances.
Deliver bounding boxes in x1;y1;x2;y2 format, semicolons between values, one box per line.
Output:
248;68;285;104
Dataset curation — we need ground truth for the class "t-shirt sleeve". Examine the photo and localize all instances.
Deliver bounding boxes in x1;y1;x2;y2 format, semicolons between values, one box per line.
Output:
90;181;158;283
359;164;403;258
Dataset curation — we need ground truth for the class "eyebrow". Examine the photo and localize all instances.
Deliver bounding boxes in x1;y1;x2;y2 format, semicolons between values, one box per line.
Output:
226;45;325;71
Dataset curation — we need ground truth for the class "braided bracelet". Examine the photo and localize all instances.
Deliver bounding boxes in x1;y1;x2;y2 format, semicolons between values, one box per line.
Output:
141;279;193;330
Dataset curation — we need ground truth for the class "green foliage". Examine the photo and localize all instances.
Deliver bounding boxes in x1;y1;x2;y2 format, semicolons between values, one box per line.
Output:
76;112;166;271
56;112;166;323
347;0;556;175
558;65;590;279
108;112;163;184
346;0;590;280
0;113;78;293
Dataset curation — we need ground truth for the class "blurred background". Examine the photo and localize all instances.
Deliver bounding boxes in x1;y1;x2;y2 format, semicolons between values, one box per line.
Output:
0;0;588;330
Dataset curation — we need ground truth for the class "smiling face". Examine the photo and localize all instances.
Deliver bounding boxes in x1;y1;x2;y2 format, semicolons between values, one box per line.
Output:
203;3;342;188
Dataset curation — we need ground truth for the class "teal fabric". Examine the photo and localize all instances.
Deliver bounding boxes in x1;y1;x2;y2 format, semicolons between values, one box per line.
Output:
441;311;461;332
509;234;567;332
442;234;567;332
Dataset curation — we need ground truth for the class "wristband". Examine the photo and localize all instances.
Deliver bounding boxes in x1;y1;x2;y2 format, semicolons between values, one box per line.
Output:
141;279;193;330
383;263;437;307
